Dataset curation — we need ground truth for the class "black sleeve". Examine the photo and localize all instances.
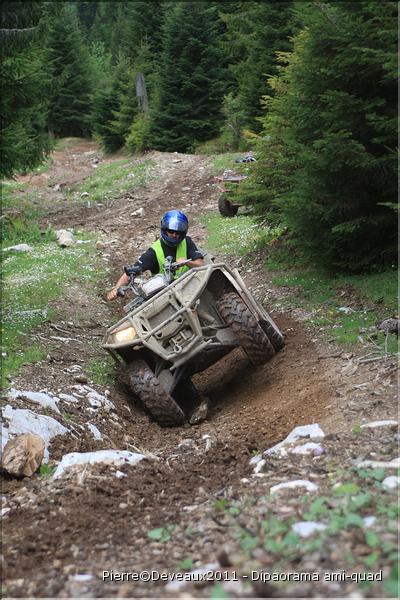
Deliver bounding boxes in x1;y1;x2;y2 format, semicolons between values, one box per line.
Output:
132;248;159;274
186;236;204;260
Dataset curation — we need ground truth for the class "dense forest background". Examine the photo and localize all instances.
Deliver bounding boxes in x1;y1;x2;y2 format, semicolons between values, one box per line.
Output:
1;1;397;271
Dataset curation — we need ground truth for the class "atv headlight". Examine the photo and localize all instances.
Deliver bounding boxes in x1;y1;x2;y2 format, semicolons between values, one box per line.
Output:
112;326;137;343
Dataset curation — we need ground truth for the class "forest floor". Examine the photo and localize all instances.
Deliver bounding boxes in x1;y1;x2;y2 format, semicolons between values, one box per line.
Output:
1;139;398;599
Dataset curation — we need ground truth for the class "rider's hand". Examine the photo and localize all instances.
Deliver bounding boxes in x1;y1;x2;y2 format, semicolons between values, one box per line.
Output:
176;258;187;263
107;288;118;301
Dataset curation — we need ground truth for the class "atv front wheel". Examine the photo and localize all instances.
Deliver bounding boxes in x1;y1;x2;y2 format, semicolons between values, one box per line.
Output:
218;195;239;217
127;360;185;426
216;292;275;365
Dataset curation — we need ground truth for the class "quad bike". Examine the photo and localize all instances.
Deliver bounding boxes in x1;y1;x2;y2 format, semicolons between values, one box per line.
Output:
214;172;247;217
102;254;284;426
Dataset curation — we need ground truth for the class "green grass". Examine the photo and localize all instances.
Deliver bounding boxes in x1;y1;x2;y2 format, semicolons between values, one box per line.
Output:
71;158;154;203
1;182;52;247
269;256;398;352
1;233;106;388
86;355;116;387
202;213;283;256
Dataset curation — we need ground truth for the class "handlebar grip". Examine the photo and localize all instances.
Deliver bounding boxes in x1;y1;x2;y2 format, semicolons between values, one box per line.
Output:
124;265;142;277
116;287;126;297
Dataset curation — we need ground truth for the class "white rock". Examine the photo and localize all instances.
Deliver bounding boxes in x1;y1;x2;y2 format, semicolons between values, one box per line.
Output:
291;442;324;455
249;454;263;465
1;405;68;461
58;393;79;404
382;476;400;491
271;480;319;494
357;458;400;469
254;459;266;474
86;390;115;412
265;424;325;456
115;470;127;479
56;229;75;247
131;207;145;218
363;516;376;527
360;420;398;429
2;244;34;253
87;423;102;440
9;388;60;414
1;433;45;477
292;521;327;537
71;574;92;582
52;450;145;479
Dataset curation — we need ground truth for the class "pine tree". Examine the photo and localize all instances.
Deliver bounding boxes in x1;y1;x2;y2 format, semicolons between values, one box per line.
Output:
221;1;294;132
0;1;50;177
46;3;92;137
148;1;225;152
245;1;398;271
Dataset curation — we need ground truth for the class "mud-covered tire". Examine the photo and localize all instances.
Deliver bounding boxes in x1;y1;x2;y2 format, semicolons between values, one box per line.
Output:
260;320;285;351
218;195;238;217
127;360;185;427
216;291;275;365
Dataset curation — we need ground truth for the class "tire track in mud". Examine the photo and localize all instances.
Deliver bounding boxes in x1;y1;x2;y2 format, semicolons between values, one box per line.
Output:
2;143;341;597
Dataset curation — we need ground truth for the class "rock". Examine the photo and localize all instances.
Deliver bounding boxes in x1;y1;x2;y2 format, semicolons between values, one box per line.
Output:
189;398;209;425
341;361;358;376
86;390;115;412
271;480;319;494
52;450;146;479
382;476;400;491
1;405;68;461
80;192;89;198
56;229;75;247
172;159;182;164
356;457;400;469
2;243;34;253
377;317;399;336
131;207;145;218
292;521;327;537
363;516;376;527
1;433;45;477
9;388;60;414
86;423;102;439
95;240;106;250
74;374;88;384
291;442;325;456
254;459;266;474
53;184;61;192
265;423;325;456
360;420;398;429
249;454;263;465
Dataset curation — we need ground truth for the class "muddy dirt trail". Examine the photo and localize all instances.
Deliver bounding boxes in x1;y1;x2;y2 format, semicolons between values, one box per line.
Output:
2;141;398;599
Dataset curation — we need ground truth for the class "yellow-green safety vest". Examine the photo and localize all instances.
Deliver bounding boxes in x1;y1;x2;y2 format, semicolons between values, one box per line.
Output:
151;239;190;278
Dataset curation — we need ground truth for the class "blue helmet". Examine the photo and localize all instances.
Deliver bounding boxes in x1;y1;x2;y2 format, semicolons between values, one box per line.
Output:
160;210;189;247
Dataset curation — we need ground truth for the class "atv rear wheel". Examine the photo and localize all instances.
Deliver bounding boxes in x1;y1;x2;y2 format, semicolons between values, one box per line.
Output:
261;320;285;351
127;360;185;426
216;291;275;365
218;195;239;217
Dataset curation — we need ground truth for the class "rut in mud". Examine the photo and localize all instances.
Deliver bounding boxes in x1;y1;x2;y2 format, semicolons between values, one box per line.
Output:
2;141;398;599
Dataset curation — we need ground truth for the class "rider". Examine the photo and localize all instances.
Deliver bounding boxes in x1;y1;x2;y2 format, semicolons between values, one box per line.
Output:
107;210;204;300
